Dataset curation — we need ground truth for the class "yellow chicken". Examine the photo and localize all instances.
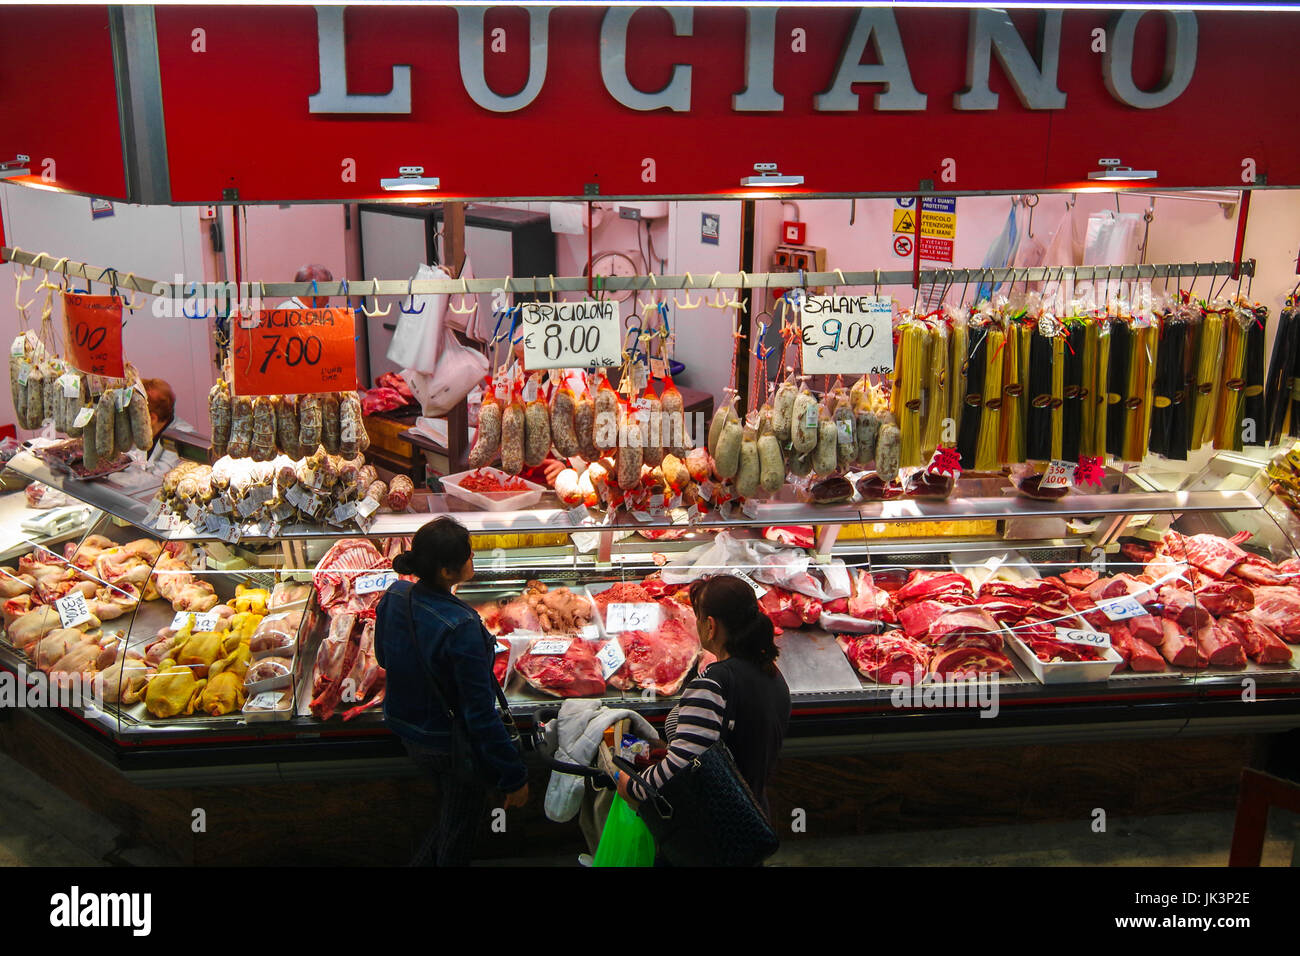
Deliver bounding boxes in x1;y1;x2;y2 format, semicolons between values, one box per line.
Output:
199;669;246;716
145;662;206;718
232;585;269;615
226;611;262;645
171;630;224;676
211;642;250;681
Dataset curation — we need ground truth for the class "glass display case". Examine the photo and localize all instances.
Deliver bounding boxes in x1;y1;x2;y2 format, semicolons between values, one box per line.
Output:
3;445;1300;782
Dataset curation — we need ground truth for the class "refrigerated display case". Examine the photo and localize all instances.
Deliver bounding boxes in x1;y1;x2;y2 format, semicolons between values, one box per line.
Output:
3;445;1300;786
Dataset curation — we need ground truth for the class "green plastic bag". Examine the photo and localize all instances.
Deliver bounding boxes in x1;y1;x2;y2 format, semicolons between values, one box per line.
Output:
593;796;656;867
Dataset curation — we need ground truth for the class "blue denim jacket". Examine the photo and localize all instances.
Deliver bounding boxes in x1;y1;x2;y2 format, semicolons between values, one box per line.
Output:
374;580;527;792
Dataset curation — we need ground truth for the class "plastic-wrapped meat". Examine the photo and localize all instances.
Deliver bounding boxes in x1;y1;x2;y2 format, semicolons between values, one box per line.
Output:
1193;581;1253;616
1158;619;1208;668
249;611;303;653
1219;613;1293;664
926;607;1003;651
1193;621;1246;668
312;538;391;618
837;631;930;685
928;645;1016;679
514;637;606;698
608;617;701;696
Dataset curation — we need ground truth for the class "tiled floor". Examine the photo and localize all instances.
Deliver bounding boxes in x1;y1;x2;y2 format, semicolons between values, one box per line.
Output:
0;751;1292;867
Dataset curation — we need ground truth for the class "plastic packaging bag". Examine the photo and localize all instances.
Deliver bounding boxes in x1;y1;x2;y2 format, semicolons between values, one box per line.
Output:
593;796;656;867
387;263;451;373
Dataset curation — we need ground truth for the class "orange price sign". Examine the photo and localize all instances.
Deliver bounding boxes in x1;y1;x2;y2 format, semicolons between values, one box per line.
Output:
61;292;125;378
231;307;357;396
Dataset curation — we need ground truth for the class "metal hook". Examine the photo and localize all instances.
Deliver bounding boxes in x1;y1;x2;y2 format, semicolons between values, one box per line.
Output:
361;278;390;318
401;277;425;315
182;281;212;320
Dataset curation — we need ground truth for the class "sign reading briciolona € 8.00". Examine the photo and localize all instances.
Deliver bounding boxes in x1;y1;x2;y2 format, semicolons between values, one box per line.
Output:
232;307;357;396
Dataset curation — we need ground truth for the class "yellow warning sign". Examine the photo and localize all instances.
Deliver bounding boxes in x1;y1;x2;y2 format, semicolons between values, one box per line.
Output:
892;209;916;234
920;211;956;239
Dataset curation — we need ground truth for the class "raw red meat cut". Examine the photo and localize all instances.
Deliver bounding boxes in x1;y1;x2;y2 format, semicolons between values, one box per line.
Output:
1156;585;1211;630
608;616;701;696
927;607;1003;651
1229;554;1288;587
1194;581;1253;616
973;594;1033;623
1011;618;1057;643
1194;621;1246;668
895;570;973;606
1104;623;1164;672
1127;613;1164;648
1121;541;1156;563
848;570;894;622
1058;567;1099;589
897;600;956;639
1160;530;1249;579
979;580;1071;614
757;587;823;631
592;582;654;614
929;645;1016;679
1157;619;1208;669
1019;636;1106;663
1248;586;1300;642
493;640;509;685
514;637;606;697
313;539;392;618
837;632;930;685
1220;614;1293;665
1085;573;1154;603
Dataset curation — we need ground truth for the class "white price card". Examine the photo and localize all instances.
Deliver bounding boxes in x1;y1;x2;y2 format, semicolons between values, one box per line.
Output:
578;624;600;641
285;484;312;511
799;294;895;376
186;502;201;523
631;509;652;522
696;480;714;502
567;504;593;526
1098;595;1147;621
732;569;768;597
529;638;571;656
1041;459;1074;489
58;372;82;399
72;405;95;428
115;387;133;411
55;592;93;629
210;496;232;515
596;638;626;679
355;497;381;519
143;498;163;524
1053;626;1111;649
355;570;398;594
331;500;358;524
171;610;220;632
246;691;286;710
236;495;261;518
605;602;659;634
519;300;622;370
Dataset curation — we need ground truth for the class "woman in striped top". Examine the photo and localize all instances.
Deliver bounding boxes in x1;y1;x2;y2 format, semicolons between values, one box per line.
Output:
616;575;791;824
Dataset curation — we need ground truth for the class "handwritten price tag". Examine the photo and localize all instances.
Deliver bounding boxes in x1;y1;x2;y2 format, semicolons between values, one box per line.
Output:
799;294;894;376
171;610;221;632
55;592;93;629
61;292;125;377
355;570;398;594
1041;459;1074;489
519;300;621;371
231;307;357;396
529;638;571;656
1098;595;1147;621
596;638;626;679
1053;626;1111;649
605;602;659;634
732;569;768;597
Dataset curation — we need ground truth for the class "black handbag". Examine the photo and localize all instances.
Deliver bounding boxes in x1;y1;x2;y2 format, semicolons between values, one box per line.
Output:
406;584;521;780
616;728;779;867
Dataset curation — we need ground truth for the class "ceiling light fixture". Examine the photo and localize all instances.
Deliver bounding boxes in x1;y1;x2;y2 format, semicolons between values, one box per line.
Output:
380;166;440;191
740;162;804;187
0;155;31;179
1087;158;1157;181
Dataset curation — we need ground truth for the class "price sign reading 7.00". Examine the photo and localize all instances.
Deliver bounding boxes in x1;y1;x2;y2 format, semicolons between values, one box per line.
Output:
799;294;894;376
232;307;357;396
519;300;622;371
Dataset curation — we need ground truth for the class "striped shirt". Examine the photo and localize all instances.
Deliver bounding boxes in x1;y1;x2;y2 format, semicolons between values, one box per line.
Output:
627;675;727;803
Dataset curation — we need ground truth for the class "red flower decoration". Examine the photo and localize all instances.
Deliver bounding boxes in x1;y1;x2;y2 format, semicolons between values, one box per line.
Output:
927;445;963;477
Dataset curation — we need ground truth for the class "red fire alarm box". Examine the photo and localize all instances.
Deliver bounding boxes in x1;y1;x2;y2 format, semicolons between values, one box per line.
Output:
783;220;806;245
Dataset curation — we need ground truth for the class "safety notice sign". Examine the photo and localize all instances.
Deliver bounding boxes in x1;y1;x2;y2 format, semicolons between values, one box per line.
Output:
919;236;954;263
893;234;913;257
892;209;916;234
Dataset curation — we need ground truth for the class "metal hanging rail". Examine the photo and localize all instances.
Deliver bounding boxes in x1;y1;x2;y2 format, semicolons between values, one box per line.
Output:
0;248;1253;301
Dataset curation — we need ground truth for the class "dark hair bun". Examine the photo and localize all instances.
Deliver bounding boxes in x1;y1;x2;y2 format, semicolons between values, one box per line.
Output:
392;551;418;575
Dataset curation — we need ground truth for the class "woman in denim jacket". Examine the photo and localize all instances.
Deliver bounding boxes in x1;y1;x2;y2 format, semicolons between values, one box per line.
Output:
376;516;528;866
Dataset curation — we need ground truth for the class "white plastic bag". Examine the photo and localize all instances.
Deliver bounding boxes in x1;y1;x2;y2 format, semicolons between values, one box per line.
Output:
402;332;488;418
386;263;450;373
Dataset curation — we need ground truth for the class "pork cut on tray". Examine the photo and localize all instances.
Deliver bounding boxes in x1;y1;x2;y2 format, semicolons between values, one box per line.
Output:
607;616;701;696
514;636;606;698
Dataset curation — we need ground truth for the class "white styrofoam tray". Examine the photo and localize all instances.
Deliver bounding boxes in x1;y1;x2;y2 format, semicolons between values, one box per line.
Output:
440;467;546;512
1001;620;1122;684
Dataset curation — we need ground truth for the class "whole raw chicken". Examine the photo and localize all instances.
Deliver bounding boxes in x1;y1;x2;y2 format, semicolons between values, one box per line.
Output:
145;662;206;718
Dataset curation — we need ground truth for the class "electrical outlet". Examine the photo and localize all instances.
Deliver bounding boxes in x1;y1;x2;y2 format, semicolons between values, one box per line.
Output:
200;205;217;220
618;206;641;220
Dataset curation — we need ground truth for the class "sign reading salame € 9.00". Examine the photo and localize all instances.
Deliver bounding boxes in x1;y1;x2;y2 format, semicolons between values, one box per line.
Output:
799;294;895;375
